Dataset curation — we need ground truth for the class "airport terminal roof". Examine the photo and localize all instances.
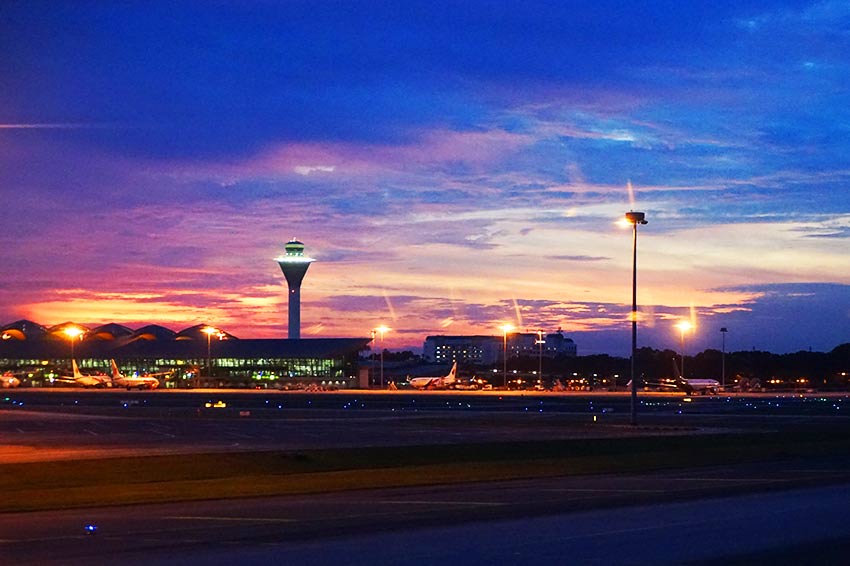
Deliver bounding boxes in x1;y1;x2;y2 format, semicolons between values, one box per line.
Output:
0;320;370;360
0;337;371;360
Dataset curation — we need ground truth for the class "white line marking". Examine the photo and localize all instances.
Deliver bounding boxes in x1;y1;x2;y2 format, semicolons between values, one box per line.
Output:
542;488;666;494
375;500;505;507
670;478;783;482
164;516;295;523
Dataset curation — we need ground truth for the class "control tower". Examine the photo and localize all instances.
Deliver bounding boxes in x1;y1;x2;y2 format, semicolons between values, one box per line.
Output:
275;239;315;339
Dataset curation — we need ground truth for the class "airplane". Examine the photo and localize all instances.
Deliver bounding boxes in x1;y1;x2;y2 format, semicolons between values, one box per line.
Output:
1;372;21;388
671;359;721;395
109;359;161;390
408;362;458;389
56;360;111;388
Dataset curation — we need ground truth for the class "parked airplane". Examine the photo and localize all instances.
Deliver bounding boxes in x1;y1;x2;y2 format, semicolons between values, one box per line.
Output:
57;360;111;388
672;359;721;395
1;372;21;388
109;359;161;390
408;362;458;389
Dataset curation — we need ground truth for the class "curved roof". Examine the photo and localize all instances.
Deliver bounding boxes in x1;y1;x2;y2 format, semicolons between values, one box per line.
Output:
0;320;47;341
175;324;238;341
88;323;135;341
46;322;91;339
132;325;177;341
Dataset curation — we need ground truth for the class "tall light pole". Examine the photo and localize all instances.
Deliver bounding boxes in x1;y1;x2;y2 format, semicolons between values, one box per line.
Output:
63;326;84;365
202;326;219;382
375;325;389;389
536;330;545;382
624;211;648;426
500;324;514;389
675;321;692;377
720;327;728;388
370;329;376;387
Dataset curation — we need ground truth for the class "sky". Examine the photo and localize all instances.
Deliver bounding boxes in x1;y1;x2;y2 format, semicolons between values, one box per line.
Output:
1;0;849;356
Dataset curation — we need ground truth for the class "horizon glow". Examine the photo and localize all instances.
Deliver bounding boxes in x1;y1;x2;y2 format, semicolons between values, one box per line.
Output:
1;1;849;356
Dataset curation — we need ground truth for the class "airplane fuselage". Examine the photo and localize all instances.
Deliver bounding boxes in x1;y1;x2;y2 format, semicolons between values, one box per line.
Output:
679;378;721;395
408;362;458;390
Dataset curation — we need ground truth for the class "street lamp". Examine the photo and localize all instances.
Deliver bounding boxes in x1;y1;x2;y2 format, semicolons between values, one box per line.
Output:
720;327;728;388
624;211;648;426
375;325;389;389
370;329;376;387
536;330;545;382
63;326;84;364
675;321;693;377
201;326;219;383
500;324;514;389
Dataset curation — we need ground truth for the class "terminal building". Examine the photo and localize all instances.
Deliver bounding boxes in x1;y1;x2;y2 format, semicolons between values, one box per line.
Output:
423;330;577;365
0;240;375;389
0;319;370;389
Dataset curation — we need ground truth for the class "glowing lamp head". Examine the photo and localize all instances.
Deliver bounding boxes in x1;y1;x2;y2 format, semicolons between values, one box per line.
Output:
63;327;84;340
375;325;390;336
500;324;514;334
675;321;693;334
624;211;648;225
201;326;219;336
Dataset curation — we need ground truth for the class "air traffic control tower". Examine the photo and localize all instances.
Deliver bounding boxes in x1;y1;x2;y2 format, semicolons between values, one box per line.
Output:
275;239;315;339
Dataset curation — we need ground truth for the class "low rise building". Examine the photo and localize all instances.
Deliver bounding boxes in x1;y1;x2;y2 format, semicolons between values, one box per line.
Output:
423;330;576;364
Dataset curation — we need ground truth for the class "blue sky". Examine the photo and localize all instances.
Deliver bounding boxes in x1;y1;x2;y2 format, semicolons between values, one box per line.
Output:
1;1;849;355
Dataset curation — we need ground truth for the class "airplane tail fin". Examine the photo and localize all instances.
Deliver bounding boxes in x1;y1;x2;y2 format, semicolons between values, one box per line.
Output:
72;359;84;379
446;362;458;383
109;359;122;380
671;358;694;394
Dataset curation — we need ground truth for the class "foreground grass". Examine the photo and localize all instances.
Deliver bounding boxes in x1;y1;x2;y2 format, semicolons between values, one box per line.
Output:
2;428;849;513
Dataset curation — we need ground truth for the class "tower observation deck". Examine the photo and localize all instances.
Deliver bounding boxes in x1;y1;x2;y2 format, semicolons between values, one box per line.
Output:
275;239;315;339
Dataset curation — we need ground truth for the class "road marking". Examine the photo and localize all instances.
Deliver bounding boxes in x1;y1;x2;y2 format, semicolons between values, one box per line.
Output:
785;469;848;473
164;516;295;523
375;500;505;507
669;477;782;482
15;427;24;433
542;488;666;493
83;429;99;436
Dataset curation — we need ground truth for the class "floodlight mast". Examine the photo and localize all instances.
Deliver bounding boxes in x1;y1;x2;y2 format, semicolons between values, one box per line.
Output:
625;211;647;426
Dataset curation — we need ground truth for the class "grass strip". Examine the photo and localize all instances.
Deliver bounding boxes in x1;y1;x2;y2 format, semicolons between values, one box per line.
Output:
1;429;849;513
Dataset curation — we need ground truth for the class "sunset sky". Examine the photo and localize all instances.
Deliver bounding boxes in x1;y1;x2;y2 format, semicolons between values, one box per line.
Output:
1;1;849;355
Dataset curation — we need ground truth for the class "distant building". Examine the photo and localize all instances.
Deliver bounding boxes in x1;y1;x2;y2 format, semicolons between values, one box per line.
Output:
423;330;576;364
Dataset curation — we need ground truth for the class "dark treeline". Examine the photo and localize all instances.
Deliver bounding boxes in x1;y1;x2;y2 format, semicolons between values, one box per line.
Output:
506;343;850;389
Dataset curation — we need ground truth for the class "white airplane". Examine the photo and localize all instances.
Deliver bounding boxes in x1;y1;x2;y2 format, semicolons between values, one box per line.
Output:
672;359;721;395
109;359;161;390
409;362;458;389
1;372;21;388
57;360;111;388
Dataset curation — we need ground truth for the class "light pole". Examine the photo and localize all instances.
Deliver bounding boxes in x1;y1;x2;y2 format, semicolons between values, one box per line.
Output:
370;329;376;387
500;324;514;389
720;327;728;388
624;211;648;426
375;325;389;389
63;326;84;366
536;330;545;382
675;321;692;378
201;326;219;383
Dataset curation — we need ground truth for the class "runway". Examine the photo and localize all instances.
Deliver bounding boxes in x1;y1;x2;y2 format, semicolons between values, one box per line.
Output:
2;389;846;463
3;389;850;563
2;460;850;565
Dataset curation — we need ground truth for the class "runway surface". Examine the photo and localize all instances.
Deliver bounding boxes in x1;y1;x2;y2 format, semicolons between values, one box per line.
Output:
3;389;850;563
2;459;850;565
